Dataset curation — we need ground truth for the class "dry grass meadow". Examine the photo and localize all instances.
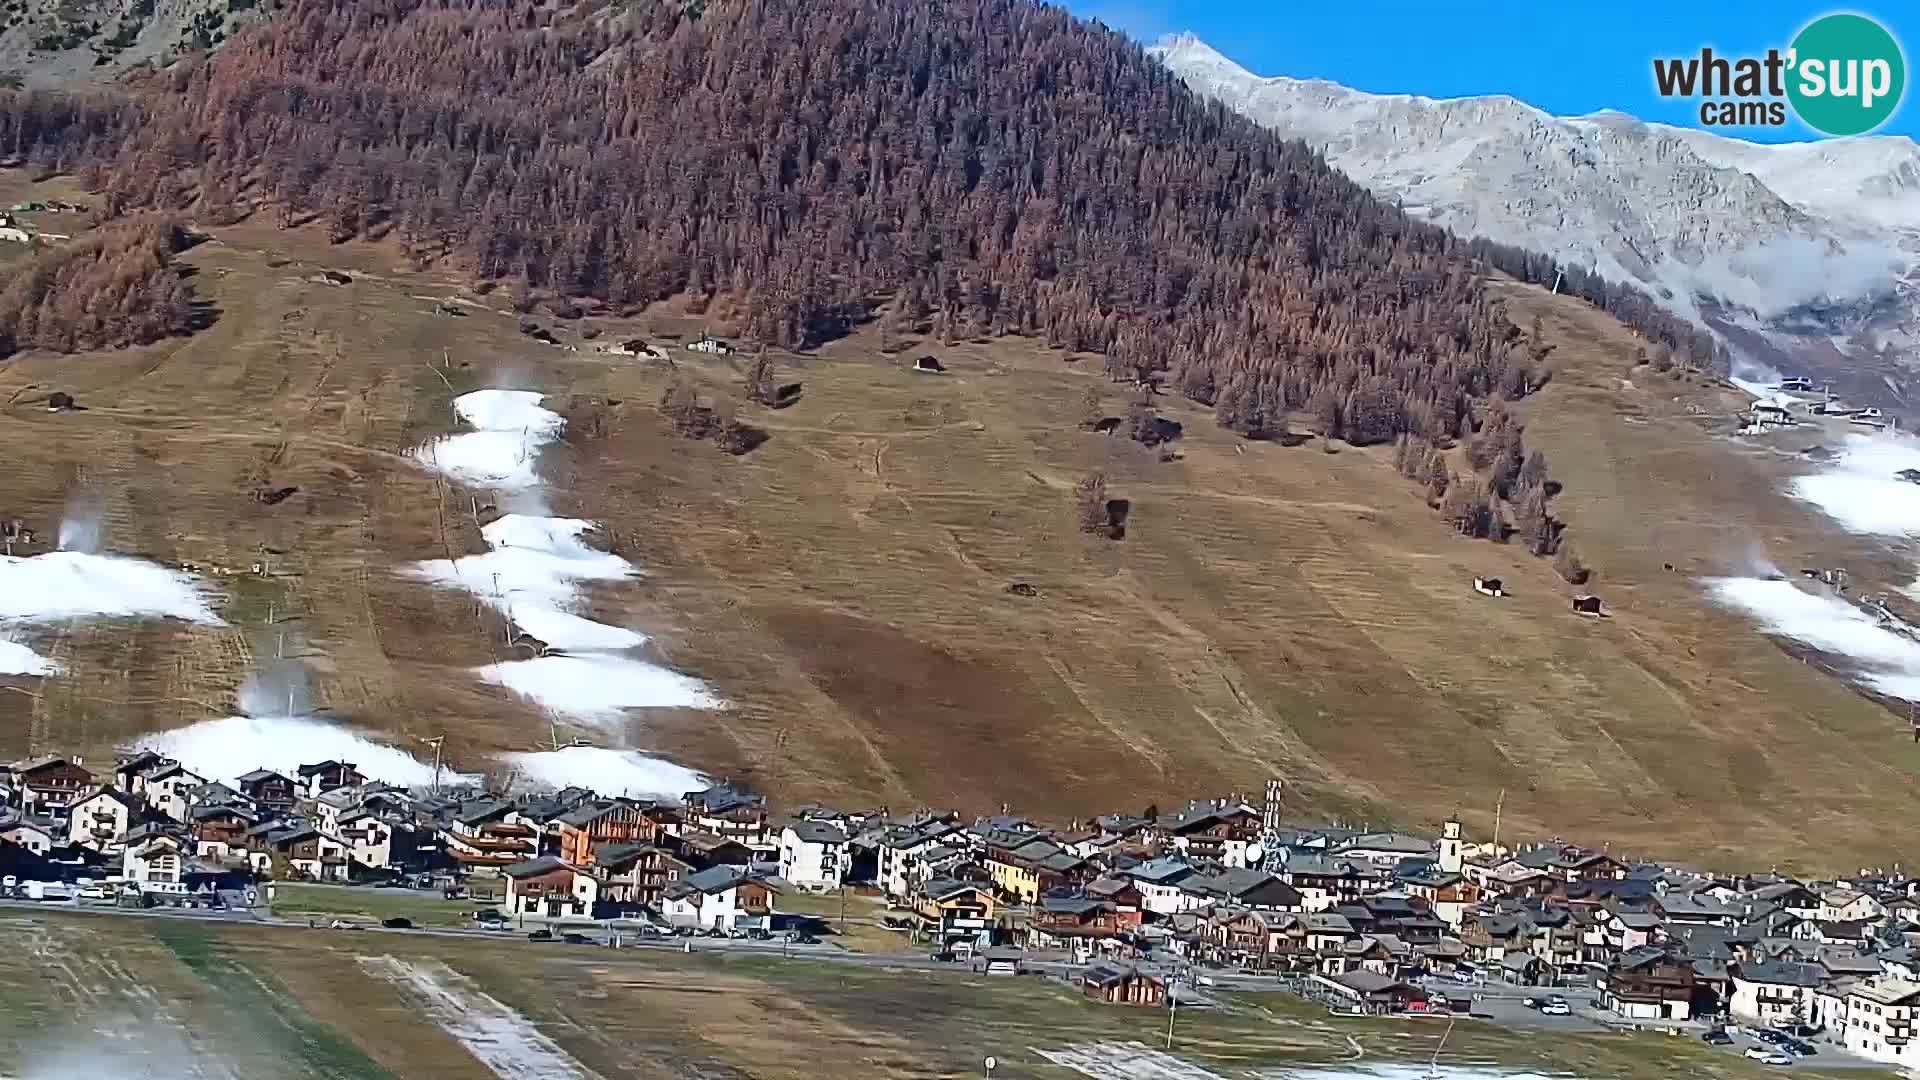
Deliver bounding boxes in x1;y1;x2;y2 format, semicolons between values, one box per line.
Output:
0;172;1915;869
0;911;1890;1079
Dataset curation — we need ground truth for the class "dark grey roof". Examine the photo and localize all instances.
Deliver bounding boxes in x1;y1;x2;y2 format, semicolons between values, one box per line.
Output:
503;856;570;878
681;865;750;894
785;820;847;845
1041;895;1107;915
237;769;290;785
1736;960;1828;988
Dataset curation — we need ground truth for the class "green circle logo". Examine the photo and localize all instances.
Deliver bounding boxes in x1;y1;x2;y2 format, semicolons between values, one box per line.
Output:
1788;13;1906;136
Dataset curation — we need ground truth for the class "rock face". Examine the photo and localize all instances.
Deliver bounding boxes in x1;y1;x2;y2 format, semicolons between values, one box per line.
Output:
0;0;270;88
1152;33;1920;409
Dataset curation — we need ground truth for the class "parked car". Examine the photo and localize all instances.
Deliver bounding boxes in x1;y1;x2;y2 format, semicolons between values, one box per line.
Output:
1782;1038;1815;1056
1522;997;1542;1010
1744;1047;1773;1061
1760;1053;1793;1067
561;932;591;945
1539;999;1571;1017
1701;1029;1735;1045
381;917;414;929
930;950;957;962
527;929;554;942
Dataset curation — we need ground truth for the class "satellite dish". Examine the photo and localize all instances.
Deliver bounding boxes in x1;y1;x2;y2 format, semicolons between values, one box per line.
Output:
1244;843;1265;866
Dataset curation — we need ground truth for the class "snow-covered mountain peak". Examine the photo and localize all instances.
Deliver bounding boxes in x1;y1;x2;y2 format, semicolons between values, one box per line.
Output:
1151;33;1920;404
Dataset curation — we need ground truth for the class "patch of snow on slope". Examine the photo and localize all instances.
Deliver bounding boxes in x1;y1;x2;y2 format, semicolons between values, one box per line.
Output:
358;956;596;1080
137;714;467;789
406;385;718;785
0;637;56;676
1273;1067;1571;1080
1705;578;1920;702
0;550;221;674
1035;1042;1227;1080
1786;431;1920;536
501;745;704;798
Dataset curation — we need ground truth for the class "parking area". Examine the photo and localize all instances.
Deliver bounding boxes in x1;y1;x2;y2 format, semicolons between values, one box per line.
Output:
1705;1024;1885;1071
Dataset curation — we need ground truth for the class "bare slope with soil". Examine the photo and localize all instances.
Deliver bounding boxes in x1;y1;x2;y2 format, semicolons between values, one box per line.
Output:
0;174;1913;867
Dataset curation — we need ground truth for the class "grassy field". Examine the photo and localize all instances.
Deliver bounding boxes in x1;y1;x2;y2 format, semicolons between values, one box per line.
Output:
0;171;1915;868
0;911;1891;1079
269;883;480;928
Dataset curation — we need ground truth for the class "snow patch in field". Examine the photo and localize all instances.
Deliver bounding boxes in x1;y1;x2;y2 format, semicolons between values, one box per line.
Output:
1787;431;1920;537
410;389;563;492
1274;1066;1572;1079
0;637;56;676
0;550;221;674
357;956;596;1080
481;654;722;724
1036;1043;1227;1080
407;388;722;728
136;714;468;788
1705;577;1920;701
501;745;705;797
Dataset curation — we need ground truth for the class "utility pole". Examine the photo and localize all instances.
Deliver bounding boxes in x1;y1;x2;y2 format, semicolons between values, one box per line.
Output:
1165;979;1179;1049
418;735;446;796
1491;788;1506;857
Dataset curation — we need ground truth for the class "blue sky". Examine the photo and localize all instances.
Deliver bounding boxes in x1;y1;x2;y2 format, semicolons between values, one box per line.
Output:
1067;1;1917;142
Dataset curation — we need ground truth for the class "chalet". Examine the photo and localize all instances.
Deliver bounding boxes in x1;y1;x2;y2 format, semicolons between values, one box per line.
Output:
916;878;999;952
66;787;142;852
1777;377;1815;393
112;751;168;795
1161;801;1263;867
1080;962;1167;1007
984;832;1090;904
777;820;850;891
661;866;776;932
1472;576;1504;597
1843;976;1920;1067
1816;919;1875;946
1508;844;1625;884
1277;853;1367;912
687;336;733;356
14;756;94;813
1746;401;1795;430
123;834;187;885
1312;970;1429;1015
501;857;599;920
1656;891;1743;927
274;827;353;883
683;782;770;848
1582;908;1661;964
1820;888;1887;924
1122;856;1204;915
189;804;258;859
1572;595;1604;616
442;799;539;872
910;355;946;373
863;812;962;900
594;843;692;909
1399;868;1480;929
677;829;756;870
1217;909;1310;971
1602;945;1698;1021
0;817;55;855
557;799;672;866
236;770;298;816
1730;960;1826;1025
336;810;394;872
140;763;205;824
1184;868;1304;912
296;761;365;799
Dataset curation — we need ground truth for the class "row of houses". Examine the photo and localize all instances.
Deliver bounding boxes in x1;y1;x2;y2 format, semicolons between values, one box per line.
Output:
12;754;1920;1040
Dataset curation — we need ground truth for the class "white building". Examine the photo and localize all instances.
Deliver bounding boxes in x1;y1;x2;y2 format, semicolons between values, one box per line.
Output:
661;866;775;931
337;811;393;871
0;818;53;855
66;788;139;852
1821;889;1887;924
1730;961;1826;1025
1122;857;1207;916
1843;976;1920;1066
777;820;849;891
141;763;205;824
124;835;186;885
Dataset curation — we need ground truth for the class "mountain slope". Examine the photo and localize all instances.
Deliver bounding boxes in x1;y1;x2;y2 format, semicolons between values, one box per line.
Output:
1152;33;1920;409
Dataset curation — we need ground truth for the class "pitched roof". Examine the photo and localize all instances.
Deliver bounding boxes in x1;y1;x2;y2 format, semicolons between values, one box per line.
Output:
681;865;752;894
1735;960;1828;989
502;856;576;879
784;820;848;845
236;769;290;785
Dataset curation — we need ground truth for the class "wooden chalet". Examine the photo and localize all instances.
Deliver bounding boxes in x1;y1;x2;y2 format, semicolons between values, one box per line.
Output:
236;770;298;816
1080;962;1167;1007
14;756;95;812
557;799;676;865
